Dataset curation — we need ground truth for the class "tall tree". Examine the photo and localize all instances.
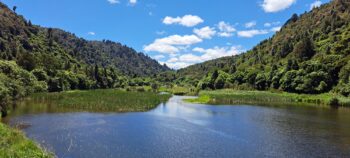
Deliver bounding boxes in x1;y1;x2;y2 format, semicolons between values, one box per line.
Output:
12;6;17;12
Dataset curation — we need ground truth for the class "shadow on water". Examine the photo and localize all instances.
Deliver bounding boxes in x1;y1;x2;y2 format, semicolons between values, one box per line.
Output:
3;95;350;158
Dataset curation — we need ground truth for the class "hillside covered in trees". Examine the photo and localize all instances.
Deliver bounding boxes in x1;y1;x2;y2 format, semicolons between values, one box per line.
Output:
0;2;170;115
177;0;350;96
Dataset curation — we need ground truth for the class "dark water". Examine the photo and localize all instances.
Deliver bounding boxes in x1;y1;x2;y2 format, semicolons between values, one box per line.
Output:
4;96;350;158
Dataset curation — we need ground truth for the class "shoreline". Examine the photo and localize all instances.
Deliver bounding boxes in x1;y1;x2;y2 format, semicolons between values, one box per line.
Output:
0;123;52;158
185;89;350;107
1;89;171;157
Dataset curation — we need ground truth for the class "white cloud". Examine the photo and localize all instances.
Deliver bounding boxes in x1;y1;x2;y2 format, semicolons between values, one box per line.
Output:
264;23;272;27
162;46;244;69
129;0;137;5
88;32;96;35
264;21;281;27
192;46;243;61
237;29;269;38
167;57;179;63
270;26;282;32
218;22;236;32
162;62;190;69
156;31;166;35
144;43;179;54
107;0;119;4
245;21;257;28
261;0;296;13
179;54;203;63
166;46;243;69
144;35;202;54
154;35;202;45
163;15;204;27
153;55;165;60
310;0;322;10
217;21;236;37
218;32;233;37
193;26;216;39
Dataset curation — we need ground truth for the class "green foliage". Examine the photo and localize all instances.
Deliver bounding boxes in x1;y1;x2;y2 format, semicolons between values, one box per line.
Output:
0;123;52;158
292;37;315;60
151;83;159;92
329;97;340;107
0;61;49;116
179;0;350;96
32;69;48;81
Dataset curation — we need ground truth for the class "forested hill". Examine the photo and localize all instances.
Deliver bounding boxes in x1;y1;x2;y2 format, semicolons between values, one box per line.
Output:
0;2;169;77
177;0;350;95
0;1;171;113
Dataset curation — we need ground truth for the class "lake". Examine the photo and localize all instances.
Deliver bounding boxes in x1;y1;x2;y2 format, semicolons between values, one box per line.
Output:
3;96;350;157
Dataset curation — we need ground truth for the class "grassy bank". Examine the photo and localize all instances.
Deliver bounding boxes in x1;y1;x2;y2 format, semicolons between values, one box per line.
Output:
0;123;51;158
185;89;350;107
26;89;171;113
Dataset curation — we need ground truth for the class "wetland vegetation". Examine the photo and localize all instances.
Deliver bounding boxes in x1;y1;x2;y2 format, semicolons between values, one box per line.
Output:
185;89;350;107
26;89;171;113
0;123;52;158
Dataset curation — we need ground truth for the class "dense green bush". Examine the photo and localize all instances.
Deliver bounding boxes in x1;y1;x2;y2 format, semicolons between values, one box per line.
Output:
180;0;350;96
0;61;49;115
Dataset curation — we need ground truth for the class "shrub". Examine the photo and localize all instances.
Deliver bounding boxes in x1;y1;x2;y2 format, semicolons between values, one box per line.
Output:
136;87;145;92
32;69;48;81
329;97;340;107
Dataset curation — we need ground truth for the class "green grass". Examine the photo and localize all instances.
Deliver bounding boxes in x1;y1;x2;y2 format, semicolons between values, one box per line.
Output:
159;85;197;96
27;89;171;112
184;95;210;104
185;89;350;107
0;123;52;158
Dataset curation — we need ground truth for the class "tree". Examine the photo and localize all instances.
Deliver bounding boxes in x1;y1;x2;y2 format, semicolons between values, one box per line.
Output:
28;20;32;27
48;78;62;92
0;41;5;52
255;74;267;90
284;13;299;26
17;52;36;71
229;65;237;74
280;70;298;92
94;64;99;80
280;41;293;58
32;69;48;81
47;28;53;39
12;6;17;12
211;70;219;80
214;75;225;89
293;37;315;60
151;83;159;92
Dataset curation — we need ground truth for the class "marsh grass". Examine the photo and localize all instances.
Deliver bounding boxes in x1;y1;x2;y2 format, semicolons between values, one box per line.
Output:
159;86;197;96
186;89;350;107
0;123;52;158
27;89;171;113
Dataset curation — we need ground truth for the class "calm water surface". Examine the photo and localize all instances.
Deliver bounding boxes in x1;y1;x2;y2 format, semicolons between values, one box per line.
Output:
4;96;350;158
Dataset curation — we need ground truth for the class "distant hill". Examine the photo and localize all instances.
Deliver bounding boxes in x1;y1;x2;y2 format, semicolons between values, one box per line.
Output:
0;2;169;77
0;1;170;112
178;0;350;95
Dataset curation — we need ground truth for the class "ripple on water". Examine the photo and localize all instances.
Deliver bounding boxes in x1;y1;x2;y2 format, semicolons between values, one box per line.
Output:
5;96;350;158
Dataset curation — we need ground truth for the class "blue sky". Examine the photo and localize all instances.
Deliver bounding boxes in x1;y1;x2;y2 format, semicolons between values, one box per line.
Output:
2;0;330;69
